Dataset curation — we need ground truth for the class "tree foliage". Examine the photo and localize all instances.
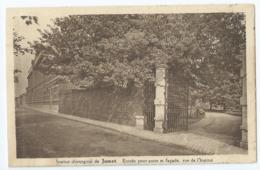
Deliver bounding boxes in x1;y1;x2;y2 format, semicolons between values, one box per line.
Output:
13;16;38;57
13;16;38;83
30;13;245;109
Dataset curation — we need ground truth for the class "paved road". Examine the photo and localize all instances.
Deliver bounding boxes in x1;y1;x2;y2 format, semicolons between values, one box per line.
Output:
16;107;198;158
189;112;241;146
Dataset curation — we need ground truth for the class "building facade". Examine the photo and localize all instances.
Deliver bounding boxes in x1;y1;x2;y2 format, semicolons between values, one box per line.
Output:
25;54;69;111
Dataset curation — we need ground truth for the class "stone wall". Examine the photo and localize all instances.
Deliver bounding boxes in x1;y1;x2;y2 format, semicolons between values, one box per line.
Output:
59;86;144;126
240;51;247;148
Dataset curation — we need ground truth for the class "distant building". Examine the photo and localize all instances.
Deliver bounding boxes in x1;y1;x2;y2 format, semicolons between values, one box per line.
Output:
25;54;70;111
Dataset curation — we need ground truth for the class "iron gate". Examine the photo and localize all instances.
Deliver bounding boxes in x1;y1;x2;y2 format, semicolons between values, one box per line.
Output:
143;81;155;131
164;68;189;132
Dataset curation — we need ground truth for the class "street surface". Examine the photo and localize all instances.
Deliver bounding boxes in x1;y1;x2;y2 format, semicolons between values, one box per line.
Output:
16;107;198;158
189;111;241;146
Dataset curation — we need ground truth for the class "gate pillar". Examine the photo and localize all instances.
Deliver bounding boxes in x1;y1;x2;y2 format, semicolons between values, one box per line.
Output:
240;53;247;148
154;65;167;133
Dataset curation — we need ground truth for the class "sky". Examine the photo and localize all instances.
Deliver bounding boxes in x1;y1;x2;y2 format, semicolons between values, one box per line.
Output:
14;15;56;96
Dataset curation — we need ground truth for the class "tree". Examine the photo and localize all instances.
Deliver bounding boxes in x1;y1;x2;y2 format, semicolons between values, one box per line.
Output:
30;14;245;109
30;15;202;86
13;16;38;56
192;13;245;110
13;16;38;83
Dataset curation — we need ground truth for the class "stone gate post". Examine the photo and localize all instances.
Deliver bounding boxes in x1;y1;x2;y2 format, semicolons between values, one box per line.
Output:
240;54;248;148
154;65;167;133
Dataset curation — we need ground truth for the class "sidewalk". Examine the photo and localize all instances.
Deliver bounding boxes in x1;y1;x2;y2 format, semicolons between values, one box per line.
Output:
23;105;247;155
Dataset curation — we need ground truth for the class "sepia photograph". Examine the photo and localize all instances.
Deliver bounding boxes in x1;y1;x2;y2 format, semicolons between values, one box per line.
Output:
6;5;256;166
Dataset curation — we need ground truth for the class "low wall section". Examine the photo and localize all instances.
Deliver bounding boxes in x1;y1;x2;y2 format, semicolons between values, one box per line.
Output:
59;87;144;126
